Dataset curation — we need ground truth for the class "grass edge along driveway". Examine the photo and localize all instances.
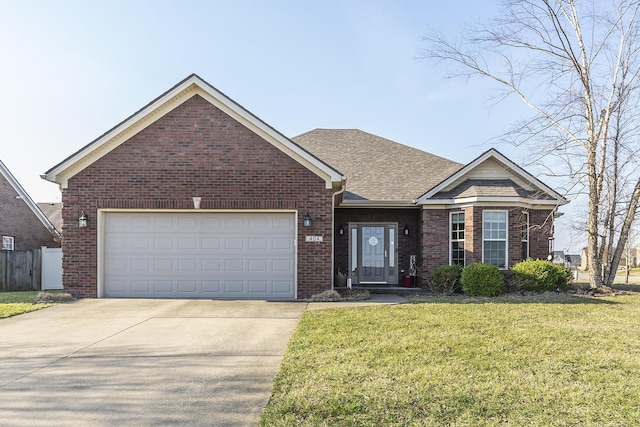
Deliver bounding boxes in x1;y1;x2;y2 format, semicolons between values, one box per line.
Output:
0;291;59;318
261;293;640;426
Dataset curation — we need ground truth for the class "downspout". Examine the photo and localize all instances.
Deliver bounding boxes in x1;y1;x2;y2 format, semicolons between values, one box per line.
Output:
331;181;346;291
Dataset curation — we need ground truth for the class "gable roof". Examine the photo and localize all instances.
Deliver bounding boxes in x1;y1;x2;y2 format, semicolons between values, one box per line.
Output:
37;202;63;231
43;74;345;191
417;148;567;206
0;160;61;240
293;129;462;205
431;179;555;200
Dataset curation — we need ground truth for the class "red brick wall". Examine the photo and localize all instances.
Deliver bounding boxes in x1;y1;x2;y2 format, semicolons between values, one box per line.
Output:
0;176;59;250
421;209;449;275
421;206;555;276
529;209;554;260
61;94;334;298
334;208;420;283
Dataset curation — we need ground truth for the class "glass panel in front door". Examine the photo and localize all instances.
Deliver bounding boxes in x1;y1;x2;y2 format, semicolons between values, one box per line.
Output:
361;226;385;282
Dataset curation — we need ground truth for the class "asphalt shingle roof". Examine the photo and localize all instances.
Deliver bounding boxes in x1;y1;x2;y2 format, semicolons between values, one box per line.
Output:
292;129;462;201
37;202;63;231
431;179;555;200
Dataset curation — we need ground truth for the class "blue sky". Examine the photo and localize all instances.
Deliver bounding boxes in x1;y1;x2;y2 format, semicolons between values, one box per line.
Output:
0;0;581;252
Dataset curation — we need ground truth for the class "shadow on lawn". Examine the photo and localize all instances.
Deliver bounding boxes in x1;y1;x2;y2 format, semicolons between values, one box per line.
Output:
610;283;640;292
409;293;622;305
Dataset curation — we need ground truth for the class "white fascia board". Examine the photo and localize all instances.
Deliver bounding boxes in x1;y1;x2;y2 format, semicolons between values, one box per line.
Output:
44;75;345;191
420;196;564;209
417;148;567;204
43;79;198;188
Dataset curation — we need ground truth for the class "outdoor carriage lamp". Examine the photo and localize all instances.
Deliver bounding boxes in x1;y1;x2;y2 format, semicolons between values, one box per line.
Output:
303;214;312;227
404;224;409;236
78;212;88;228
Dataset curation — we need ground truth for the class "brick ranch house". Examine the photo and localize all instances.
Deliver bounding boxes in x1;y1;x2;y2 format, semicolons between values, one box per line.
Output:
43;74;567;299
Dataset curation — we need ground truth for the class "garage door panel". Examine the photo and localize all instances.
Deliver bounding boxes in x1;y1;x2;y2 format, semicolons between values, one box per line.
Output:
202;280;221;293
154;259;173;270
178;237;197;249
154;280;173;292
248;259;268;272
106;279;126;292
249;280;268;293
131;216;152;230
202;259;221;271
225;259;244;272
202;237;220;249
273;281;294;293
178;281;197;293
224;238;244;250
131;281;150;292
248;216;268;229
178;259;197;271
107;258;127;272
249;238;268;250
272;238;292;250
224;217;243;229
130;259;149;271
225;280;244;293
201;216;222;229
104;212;295;299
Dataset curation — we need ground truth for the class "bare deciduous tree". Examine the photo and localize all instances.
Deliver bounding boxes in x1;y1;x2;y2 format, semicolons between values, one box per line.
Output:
423;0;640;288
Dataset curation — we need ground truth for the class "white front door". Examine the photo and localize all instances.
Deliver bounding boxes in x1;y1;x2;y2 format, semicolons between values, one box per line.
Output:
349;223;398;284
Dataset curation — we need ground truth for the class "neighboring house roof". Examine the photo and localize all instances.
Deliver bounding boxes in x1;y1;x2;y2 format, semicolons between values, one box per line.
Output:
293;129;462;205
37;202;63;231
43;74;345;191
0;160;62;240
418;148;568;207
564;254;582;267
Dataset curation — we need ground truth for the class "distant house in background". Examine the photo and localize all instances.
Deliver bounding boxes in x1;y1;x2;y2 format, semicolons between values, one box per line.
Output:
0;160;61;250
579;245;638;271
37;202;63;235
1;160;62;291
564;254;582;268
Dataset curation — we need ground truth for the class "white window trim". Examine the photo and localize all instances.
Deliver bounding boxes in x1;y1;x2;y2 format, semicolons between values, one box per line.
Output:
482;210;508;269
2;236;14;251
522;212;529;260
449;211;465;265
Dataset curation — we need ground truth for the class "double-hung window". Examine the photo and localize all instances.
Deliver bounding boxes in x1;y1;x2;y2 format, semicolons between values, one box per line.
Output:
483;211;507;268
450;212;465;265
2;236;14;251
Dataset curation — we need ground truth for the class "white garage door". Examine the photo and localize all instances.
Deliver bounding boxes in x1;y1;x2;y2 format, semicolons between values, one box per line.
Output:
103;212;296;299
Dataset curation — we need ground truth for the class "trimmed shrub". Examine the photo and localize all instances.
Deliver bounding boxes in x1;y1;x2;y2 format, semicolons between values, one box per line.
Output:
510;260;573;292
429;264;463;294
460;263;505;297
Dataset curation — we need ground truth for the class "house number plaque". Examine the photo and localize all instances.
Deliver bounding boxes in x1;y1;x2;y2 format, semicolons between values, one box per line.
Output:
305;236;323;242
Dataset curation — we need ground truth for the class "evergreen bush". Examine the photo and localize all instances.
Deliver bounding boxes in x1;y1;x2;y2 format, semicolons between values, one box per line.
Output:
429;264;463;294
460;263;505;296
510;259;572;292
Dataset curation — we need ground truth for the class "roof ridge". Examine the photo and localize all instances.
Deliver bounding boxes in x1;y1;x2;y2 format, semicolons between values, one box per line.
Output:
293;128;463;166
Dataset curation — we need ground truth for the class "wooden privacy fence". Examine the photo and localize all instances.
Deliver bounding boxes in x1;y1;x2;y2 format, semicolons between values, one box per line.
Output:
0;249;42;291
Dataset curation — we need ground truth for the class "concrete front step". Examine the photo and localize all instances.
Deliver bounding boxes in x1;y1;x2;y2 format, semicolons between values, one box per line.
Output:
338;286;424;296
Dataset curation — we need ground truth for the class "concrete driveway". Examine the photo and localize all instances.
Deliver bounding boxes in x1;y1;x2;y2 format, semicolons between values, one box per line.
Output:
0;299;307;426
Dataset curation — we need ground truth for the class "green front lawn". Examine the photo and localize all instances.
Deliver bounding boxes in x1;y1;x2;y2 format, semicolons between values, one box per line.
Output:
0;291;59;318
261;293;640;426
